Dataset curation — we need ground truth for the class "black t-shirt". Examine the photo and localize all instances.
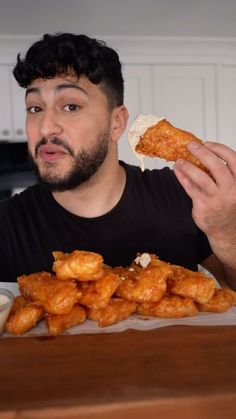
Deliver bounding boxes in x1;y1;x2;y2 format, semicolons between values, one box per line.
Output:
0;162;212;282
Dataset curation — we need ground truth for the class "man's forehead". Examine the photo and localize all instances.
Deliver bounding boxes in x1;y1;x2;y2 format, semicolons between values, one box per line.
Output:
27;73;85;88
25;74;94;97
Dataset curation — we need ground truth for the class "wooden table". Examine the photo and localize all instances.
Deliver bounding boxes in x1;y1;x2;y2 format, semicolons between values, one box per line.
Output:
1;325;236;419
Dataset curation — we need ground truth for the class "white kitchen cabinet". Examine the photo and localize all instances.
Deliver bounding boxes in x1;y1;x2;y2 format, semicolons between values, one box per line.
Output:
10;72;27;142
0;65;26;142
120;63;218;169
218;65;236;150
152;65;217;141
0;66;13;141
119;64;154;169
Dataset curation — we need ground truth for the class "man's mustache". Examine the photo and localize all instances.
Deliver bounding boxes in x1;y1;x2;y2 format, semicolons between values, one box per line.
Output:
35;138;75;157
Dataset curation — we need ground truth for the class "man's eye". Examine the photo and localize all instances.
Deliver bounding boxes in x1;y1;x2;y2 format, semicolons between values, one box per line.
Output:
64;104;80;112
26;106;41;114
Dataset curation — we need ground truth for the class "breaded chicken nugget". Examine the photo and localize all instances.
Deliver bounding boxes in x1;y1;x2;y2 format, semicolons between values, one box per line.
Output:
168;265;216;304
6;295;44;335
115;264;172;303
135;117;207;171
18;272;78;315
223;288;236;305
87;298;137;327
77;272;121;309
197;288;236;313
137;295;198;318
46;304;86;336
7;295;27;313
52;250;104;281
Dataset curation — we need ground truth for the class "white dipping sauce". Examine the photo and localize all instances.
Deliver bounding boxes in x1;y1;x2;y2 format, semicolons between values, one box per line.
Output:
0;289;14;335
128;114;164;171
0;295;9;305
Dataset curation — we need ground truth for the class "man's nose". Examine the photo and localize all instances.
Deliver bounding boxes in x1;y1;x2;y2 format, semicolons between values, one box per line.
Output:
39;109;63;139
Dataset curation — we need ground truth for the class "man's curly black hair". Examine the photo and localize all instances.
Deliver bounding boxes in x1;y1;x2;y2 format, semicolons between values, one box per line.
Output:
13;33;124;109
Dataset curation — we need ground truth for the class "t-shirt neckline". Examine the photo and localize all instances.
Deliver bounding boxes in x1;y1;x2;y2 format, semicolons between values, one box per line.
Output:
44;161;131;222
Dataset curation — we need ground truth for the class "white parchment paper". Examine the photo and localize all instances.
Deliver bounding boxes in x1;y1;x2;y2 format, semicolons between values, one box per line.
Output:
2;281;236;339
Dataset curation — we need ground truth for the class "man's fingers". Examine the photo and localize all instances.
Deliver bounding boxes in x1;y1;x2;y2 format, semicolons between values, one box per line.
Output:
204;142;236;176
174;158;217;198
187;141;235;187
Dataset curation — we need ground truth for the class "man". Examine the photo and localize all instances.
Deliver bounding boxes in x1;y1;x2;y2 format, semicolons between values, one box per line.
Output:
0;33;236;289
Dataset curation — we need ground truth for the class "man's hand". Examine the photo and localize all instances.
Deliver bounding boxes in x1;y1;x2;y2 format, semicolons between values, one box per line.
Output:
173;140;236;288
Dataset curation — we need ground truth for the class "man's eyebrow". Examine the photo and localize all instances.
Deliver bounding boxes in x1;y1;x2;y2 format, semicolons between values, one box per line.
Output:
25;87;39;98
25;83;89;98
56;83;89;96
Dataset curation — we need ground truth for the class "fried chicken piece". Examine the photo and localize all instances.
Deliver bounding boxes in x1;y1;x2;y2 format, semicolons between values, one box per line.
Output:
18;272;78;315
137;295;198;318
115;264;172;303
6;295;44;335
77;272;121;309
7;295;27;312
135;118;207;171
87;298;137;327
147;254;173;270
197;288;236;313
45;304;86;336
52;250;104;281
168;265;216;304
223;288;236;305
113;266;137;281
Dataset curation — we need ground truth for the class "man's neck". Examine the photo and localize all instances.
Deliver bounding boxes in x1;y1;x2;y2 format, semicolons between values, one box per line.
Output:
52;160;126;218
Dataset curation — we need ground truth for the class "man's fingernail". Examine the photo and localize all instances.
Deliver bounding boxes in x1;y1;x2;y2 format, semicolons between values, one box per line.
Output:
188;141;199;150
175;158;184;166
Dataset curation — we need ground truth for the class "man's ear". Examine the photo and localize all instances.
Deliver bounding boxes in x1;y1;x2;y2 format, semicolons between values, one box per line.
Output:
111;106;129;142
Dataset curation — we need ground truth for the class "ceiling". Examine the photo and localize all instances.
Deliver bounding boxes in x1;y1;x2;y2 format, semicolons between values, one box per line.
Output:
0;0;236;38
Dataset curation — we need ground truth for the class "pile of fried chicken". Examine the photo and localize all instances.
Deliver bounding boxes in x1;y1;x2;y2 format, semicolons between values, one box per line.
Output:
6;250;236;336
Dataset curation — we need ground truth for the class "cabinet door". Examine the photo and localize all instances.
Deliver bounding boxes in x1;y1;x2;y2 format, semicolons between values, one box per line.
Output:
10;72;27;142
0;66;13;141
0;66;27;142
218;65;236;150
119;64;154;168
152;65;217;168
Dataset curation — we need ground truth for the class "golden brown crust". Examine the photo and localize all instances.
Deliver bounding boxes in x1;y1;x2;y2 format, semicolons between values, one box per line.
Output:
6;295;44;335
167;265;216;304
135;119;207;171
87;298;137;327
77;272;121;309
197;288;236;313
45;304;86;336
52;250;104;281
17;272;78;315
137;295;198;318
115;264;172;303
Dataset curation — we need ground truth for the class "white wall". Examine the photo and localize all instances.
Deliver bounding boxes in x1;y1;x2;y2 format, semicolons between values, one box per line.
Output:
0;0;236;38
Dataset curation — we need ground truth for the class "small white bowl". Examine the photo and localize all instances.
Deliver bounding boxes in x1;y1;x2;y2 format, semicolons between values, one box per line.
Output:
0;288;14;336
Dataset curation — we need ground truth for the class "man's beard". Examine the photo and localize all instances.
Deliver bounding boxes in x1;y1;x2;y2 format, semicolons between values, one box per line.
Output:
28;130;109;192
